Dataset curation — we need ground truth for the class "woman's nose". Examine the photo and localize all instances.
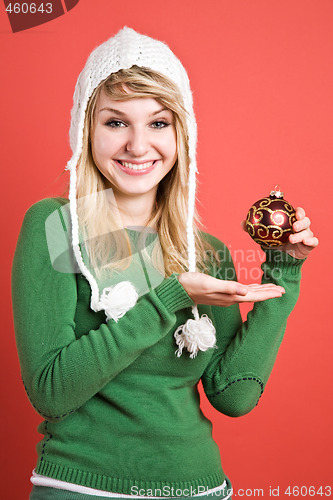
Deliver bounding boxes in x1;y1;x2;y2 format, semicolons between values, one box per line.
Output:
125;127;150;156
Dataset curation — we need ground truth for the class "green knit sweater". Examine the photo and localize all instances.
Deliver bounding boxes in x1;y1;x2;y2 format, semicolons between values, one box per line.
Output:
11;197;305;495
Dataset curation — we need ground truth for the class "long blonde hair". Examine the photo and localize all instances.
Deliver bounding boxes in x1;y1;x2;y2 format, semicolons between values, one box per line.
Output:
63;66;219;278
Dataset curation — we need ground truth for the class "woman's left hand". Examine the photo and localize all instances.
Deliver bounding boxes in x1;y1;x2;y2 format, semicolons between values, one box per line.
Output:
282;207;319;259
241;207;319;259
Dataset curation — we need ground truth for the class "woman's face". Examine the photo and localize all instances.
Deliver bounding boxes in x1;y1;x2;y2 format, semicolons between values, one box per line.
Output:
90;88;177;201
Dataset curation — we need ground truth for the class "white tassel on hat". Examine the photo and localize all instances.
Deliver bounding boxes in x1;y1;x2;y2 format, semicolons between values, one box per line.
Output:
99;282;139;322
174;309;216;359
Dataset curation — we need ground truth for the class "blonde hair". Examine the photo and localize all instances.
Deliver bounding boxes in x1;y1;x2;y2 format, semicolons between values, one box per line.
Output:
63;66;219;278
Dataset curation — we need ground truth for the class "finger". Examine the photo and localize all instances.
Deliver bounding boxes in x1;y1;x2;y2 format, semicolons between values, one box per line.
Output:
243;287;285;296
238;289;285;303
205;278;287;298
245;283;282;290
245;282;283;288
215;280;248;296
303;236;319;248
293;216;311;232
221;283;286;299
245;283;286;293
205;288;284;306
240;220;247;232
289;228;313;244
295;207;306;220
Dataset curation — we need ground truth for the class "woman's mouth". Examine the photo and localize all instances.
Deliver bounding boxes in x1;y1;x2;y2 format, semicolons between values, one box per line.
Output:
115;160;158;176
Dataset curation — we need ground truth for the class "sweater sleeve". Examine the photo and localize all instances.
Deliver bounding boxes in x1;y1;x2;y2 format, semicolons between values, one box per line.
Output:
201;237;306;417
11;199;194;422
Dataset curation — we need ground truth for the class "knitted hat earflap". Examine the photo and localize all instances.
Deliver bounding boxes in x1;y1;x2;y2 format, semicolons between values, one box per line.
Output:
65;27;216;356
173;137;216;358
66;154;139;322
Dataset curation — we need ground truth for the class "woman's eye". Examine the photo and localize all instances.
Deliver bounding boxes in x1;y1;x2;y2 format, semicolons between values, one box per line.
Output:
105;120;126;128
151;121;170;129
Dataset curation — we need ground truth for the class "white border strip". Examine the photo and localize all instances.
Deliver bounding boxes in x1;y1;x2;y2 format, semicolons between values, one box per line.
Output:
31;471;230;499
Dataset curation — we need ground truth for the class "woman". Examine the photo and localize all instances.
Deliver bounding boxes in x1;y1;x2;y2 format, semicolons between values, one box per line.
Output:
11;27;318;500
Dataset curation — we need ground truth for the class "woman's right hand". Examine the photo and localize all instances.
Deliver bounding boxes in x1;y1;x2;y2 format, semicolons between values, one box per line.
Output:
177;272;285;307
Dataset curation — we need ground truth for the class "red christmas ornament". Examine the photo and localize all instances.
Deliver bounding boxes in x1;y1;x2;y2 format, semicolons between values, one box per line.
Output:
245;186;297;247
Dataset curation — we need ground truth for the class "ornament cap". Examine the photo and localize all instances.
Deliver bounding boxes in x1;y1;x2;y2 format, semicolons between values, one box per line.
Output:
270;184;284;199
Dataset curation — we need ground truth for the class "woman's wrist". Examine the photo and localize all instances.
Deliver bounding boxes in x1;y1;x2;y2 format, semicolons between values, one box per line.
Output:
261;248;306;282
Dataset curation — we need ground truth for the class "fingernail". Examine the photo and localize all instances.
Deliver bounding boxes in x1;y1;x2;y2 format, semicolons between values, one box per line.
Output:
236;286;247;295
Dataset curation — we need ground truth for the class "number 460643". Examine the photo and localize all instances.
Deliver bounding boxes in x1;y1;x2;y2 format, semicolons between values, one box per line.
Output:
6;3;53;14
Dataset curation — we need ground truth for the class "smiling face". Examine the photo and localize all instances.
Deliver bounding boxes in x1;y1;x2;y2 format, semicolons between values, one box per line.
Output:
90;88;178;206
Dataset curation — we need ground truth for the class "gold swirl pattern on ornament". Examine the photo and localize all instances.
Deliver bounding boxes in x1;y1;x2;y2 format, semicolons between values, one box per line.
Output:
270;210;296;227
271;226;285;239
251;199;295;216
256;224;271;239
258;198;272;208
254;238;284;247
283;202;295;213
246;208;264;224
256;223;287;240
245;220;256;237
257;197;294;213
246;221;294;240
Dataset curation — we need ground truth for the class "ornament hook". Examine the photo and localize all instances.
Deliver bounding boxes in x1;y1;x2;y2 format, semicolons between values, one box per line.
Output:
270;185;284;198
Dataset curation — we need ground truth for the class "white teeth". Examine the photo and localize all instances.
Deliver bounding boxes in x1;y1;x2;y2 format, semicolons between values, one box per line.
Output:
120;161;155;170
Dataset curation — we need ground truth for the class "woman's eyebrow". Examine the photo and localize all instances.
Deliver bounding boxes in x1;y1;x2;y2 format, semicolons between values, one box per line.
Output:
98;106;169;116
151;107;169;115
99;107;126;115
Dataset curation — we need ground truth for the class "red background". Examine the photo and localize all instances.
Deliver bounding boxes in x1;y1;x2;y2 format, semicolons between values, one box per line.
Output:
1;1;332;498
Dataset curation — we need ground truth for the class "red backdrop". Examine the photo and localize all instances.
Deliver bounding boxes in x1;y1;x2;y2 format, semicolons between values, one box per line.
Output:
1;1;332;498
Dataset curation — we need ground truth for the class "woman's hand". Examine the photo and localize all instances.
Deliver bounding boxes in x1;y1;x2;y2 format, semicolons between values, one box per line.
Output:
241;207;319;259
178;272;285;307
282;207;319;259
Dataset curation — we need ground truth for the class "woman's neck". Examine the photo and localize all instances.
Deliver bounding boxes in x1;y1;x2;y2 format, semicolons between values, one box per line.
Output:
111;191;157;229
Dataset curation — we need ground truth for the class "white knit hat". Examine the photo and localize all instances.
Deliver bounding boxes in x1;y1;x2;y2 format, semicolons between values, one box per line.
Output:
65;27;216;358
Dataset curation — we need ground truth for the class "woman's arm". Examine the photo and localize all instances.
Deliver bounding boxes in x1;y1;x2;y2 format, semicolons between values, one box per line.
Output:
11;198;194;422
200;246;305;417
178;208;317;417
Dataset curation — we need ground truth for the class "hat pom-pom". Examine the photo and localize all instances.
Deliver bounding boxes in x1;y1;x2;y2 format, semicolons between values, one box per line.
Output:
174;314;216;359
99;281;138;322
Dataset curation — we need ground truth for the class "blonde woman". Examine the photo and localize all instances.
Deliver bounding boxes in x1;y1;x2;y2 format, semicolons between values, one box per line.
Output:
11;28;318;500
